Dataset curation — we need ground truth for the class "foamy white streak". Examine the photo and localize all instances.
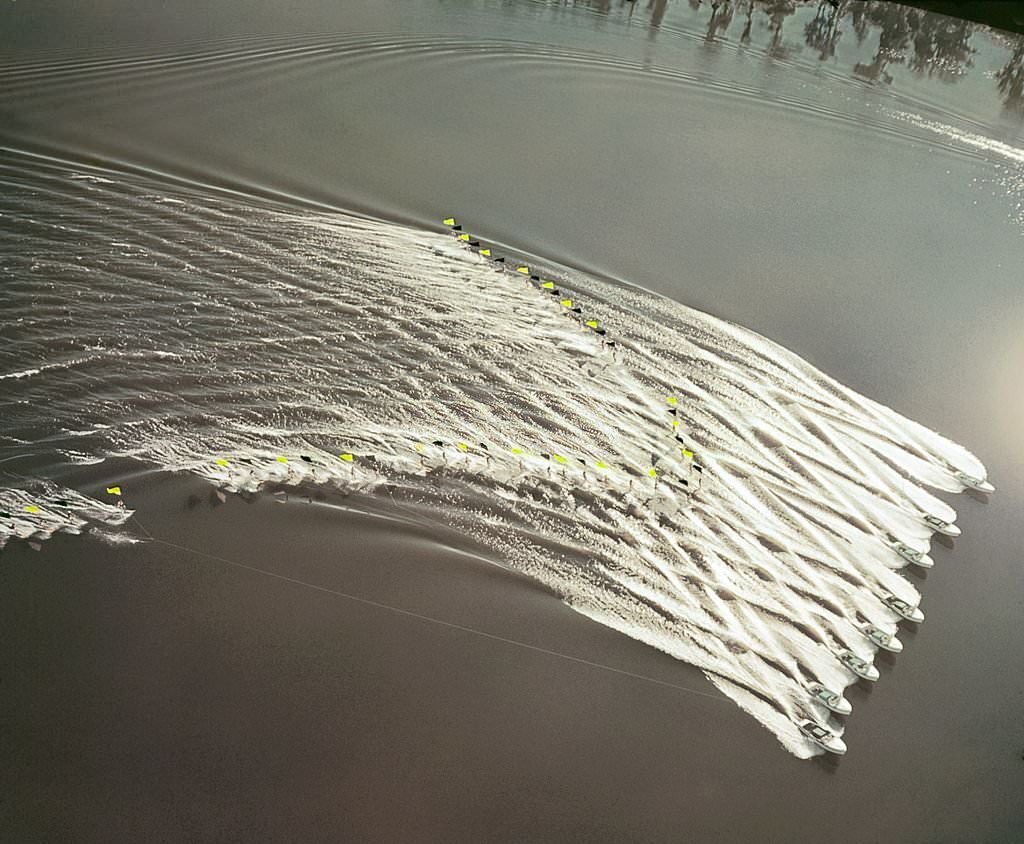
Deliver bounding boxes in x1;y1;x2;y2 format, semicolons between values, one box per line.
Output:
130;212;987;757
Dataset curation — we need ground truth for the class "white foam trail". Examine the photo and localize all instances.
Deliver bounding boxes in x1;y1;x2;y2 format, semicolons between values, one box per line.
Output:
889;110;1024;166
57;449;108;465
0;158;990;757
130;213;988;757
92;528;143;546
0;367;42;381
0;484;133;549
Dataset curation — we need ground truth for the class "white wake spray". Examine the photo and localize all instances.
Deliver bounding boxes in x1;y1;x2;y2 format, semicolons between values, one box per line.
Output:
154;213;989;757
0;152;991;755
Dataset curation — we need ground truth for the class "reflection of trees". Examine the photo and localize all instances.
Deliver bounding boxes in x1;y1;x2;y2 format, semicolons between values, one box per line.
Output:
907;11;975;79
996;43;1024;112
849;1;872;46
740;2;754;43
539;0;1024;109
762;1;799;59
649;0;669;30
704;1;736;44
853;3;911;84
804;1;846;61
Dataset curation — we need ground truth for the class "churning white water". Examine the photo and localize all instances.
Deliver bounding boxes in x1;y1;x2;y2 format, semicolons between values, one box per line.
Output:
0;149;991;756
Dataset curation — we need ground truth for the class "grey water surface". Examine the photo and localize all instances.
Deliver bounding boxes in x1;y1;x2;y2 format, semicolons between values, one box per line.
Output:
1;1;1022;841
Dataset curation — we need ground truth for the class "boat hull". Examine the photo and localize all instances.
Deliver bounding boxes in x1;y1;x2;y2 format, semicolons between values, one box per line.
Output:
839;651;879;681
955;471;995;493
799;722;847;755
883;596;925;624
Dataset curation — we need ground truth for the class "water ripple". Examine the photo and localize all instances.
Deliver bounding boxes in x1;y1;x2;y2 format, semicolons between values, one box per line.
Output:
0;148;991;757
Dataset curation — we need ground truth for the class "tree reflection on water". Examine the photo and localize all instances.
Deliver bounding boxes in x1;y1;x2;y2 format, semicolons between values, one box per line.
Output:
996;42;1024;113
532;0;1024;114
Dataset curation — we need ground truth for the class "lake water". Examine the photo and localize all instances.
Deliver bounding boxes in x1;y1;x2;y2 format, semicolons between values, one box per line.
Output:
2;1;1022;841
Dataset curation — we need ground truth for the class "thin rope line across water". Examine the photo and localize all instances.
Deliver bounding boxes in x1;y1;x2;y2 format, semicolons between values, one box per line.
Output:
134;516;728;704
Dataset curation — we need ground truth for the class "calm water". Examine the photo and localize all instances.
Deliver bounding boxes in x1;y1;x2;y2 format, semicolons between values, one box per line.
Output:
2;1;1023;841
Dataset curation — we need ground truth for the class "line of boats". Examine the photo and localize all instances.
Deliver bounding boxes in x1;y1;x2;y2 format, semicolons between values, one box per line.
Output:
796;474;995;755
798;589;929;754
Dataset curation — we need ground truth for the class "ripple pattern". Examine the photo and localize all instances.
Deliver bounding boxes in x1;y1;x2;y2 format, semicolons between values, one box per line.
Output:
0;146;991;757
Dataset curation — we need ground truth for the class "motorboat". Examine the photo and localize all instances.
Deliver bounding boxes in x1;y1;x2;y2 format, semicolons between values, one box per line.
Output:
799;721;847;755
892;540;933;569
808;683;852;716
864;624;902;653
839;649;879;681
922;513;961;537
882;593;924;623
954;470;995;494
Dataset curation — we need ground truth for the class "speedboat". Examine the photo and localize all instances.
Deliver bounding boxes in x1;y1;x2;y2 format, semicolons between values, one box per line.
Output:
954;470;994;494
922;513;961;537
799;721;847;755
882;593;924;623
808;683;852;716
839;649;879;681
864;624;902;653
892;540;933;569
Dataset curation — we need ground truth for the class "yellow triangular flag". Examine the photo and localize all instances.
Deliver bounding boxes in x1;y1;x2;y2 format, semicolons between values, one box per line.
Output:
560;299;573;308
541;280;555;289
276;456;288;464
666;396;678;407
595;461;609;470
553;454;567;465
510;447;524;455
339;453;354;462
516;266;530;274
458;233;471;242
443;217;456;226
586;319;599;329
106;486;121;495
480;248;491;257
648;468;658;478
215;458;230;467
456;442;469;452
25;504;41;513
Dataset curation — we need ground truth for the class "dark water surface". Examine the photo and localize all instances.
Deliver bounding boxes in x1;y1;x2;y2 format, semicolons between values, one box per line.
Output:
2;1;1023;841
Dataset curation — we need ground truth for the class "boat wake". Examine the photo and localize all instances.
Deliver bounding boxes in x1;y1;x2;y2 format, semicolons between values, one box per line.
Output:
0;146;991;756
